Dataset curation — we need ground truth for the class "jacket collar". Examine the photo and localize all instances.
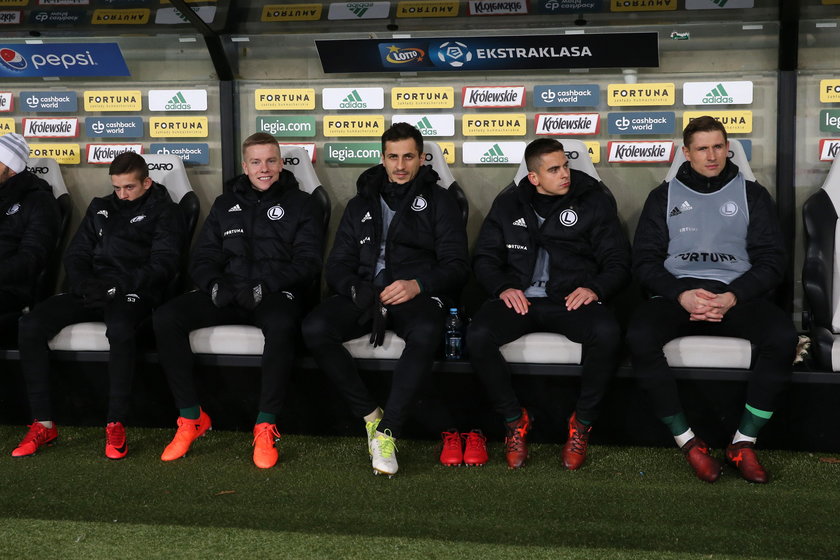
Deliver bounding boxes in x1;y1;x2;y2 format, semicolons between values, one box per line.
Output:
227;169;299;201
675;159;740;193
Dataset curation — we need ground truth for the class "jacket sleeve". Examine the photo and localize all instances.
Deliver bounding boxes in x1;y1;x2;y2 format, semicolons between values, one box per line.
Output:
325;200;364;297
263;195;324;293
632;183;692;300
129;204;186;297
0;191;60;287
63;202;100;291
473;196;522;297
413;188;469;295
583;193;631;300
727;183;786;302
189;202;227;293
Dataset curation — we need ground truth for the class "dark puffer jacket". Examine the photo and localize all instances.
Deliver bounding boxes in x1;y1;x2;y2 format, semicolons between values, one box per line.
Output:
0;170;61;305
64;182;185;307
190;170;323;298
325;164;469;302
474;170;630;302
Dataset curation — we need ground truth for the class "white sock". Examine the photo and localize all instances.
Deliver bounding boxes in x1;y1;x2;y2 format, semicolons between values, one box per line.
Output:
674;428;695;448
363;408;383;424
732;430;757;445
36;420;54;429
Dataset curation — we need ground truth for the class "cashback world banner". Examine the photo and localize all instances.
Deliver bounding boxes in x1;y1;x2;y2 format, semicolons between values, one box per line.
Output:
316;33;658;73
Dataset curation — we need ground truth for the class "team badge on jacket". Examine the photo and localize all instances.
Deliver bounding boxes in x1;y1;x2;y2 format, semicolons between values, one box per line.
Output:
559;209;578;226
6;203;20;216
411;195;427;212
267;205;284;220
130;215;146;223
720;201;739;217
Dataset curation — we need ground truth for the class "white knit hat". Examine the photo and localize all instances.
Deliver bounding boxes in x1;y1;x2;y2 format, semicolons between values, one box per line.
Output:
0;133;29;174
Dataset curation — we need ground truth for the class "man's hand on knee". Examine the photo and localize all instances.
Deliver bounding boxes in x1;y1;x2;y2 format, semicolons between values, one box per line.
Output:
380;279;420;306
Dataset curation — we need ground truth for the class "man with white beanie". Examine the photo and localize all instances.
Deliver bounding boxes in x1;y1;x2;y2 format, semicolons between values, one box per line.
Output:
0;133;60;321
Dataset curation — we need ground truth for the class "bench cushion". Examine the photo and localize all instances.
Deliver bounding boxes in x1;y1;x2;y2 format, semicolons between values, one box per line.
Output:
48;322;109;351
189;325;264;355
662;335;753;369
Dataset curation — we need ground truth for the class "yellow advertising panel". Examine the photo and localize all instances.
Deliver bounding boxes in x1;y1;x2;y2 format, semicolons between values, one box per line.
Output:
149;117;209;138
611;0;676;11
396;0;459;17
255;89;316;111
261;4;322;21
820;80;840;103
0;119;15;134
583;141;600;164
323;115;385;137
29;144;80;164
436;142;455;164
462;113;527;136
682;111;753;134
392;87;455;109
84;91;142;112
0;0;28;5
91;9;151;24
608;83;675;106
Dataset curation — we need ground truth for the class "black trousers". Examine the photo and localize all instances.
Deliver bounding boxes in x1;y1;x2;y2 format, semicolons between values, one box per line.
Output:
626;297;797;418
18;293;154;422
153;290;303;416
468;298;622;423
302;294;446;438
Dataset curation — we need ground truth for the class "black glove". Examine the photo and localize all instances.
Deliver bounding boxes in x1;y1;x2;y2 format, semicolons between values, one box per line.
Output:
80;279;117;309
210;280;235;308
236;282;264;311
369;302;388;347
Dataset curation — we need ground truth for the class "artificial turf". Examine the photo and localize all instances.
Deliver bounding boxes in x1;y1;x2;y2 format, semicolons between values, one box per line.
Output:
1;424;838;559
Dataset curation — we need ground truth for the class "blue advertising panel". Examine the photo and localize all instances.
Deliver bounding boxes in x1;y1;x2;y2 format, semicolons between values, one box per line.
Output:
20;91;78;112
534;84;600;107
316;33;658;73
607;112;675;135
149;143;210;165
86;116;143;138
534;0;603;14
0;43;129;78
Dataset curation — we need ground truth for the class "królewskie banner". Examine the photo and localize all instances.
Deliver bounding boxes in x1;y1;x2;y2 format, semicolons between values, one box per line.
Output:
316;32;658;73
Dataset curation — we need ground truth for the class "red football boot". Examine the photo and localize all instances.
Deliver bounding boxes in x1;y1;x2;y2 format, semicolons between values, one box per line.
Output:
726;441;769;484
439;430;463;466
12;421;58;457
681;437;721;483
462;429;488;466
504;409;531;469
562;412;591;470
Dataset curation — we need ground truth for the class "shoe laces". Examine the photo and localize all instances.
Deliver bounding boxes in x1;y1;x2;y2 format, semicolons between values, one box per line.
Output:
21;422;51;445
253;424;281;446
567;421;591;455
441;430;461;452
376;430;397;458
463;430;486;452
106;422;126;447
365;418;381;439
505;424;527;452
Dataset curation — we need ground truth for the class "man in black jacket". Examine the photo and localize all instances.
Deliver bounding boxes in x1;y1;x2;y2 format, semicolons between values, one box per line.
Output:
302;123;469;477
468;138;630;470
0;133;60;319
627;116;797;484
13;151;184;460
154;132;323;469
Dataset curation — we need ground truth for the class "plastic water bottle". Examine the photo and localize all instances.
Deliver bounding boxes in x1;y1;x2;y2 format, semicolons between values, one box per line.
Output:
444;308;463;360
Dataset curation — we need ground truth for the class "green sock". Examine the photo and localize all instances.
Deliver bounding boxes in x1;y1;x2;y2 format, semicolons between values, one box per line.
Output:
256;411;276;425
738;404;773;438
505;412;522;423
660;412;689;436
179;406;200;420
577;416;592;426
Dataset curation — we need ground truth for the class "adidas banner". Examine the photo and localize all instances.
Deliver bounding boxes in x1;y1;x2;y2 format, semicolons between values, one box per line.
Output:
316;32;658;73
148;90;208;112
682;81;753;105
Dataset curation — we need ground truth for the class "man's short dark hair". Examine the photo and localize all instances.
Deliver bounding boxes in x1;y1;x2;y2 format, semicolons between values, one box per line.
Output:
381;122;423;154
242;132;281;156
524;138;565;173
109;151;148;180
682;115;728;148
